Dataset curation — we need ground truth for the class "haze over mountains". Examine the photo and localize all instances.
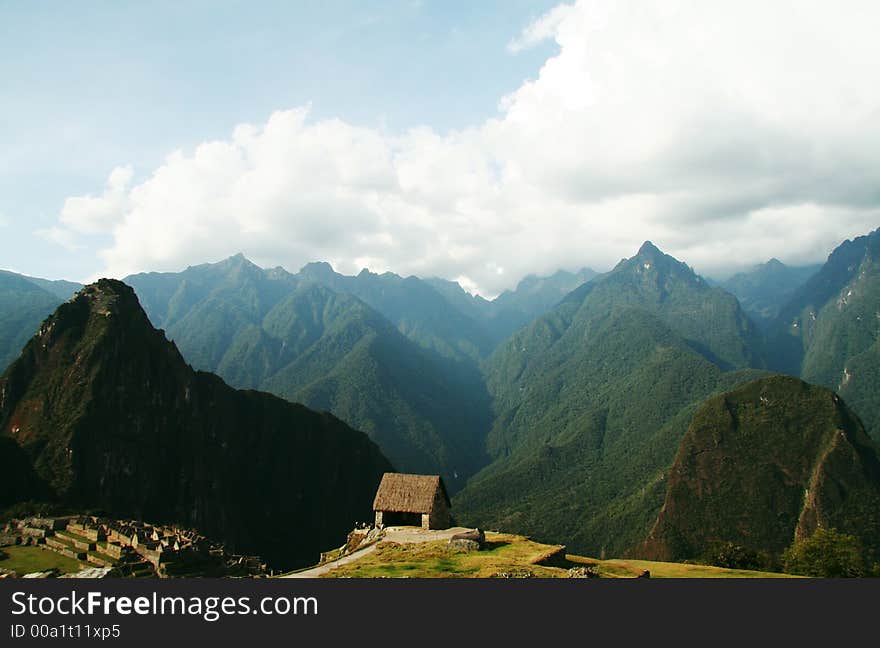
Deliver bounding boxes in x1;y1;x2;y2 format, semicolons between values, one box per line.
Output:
0;271;72;371
2;226;879;566
719;260;822;326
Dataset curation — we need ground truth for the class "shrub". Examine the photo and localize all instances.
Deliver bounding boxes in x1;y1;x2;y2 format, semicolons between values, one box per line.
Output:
782;528;865;578
702;541;770;571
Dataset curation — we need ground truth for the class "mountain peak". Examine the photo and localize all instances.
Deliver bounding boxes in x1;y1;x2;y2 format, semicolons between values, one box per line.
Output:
216;252;246;265
605;241;709;297
203;253;264;278
626;241;694;276
25;279;158;356
79;277;132;295
74;279;139;314
637;240;663;257
299;261;337;280
302;260;333;271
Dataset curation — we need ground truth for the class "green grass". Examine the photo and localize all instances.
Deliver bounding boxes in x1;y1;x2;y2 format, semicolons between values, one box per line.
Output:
325;533;564;578
55;529;95;544
0;546;85;575
320;532;798;579
567;556;797;579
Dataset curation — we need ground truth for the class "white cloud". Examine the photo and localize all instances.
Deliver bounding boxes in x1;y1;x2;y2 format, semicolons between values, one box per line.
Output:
56;0;880;296
507;3;575;53
35;225;84;252
59;165;132;235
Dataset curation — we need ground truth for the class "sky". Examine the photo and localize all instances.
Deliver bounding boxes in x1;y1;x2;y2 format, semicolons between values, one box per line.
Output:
2;0;879;297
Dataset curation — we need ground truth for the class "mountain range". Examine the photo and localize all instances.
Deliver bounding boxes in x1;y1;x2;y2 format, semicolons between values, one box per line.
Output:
122;255;491;490
769;228;880;442
452;241;767;556
2;225;879;567
0;270;81;371
719;259;820;326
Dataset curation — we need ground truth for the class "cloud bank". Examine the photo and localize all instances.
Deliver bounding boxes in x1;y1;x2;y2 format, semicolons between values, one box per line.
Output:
53;0;880;296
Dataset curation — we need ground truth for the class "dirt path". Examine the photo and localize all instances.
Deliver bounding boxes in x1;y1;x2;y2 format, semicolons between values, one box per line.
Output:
281;526;474;578
283;543;379;578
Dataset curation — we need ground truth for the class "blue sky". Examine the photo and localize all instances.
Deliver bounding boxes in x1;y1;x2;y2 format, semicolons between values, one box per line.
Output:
1;0;558;281
2;1;879;296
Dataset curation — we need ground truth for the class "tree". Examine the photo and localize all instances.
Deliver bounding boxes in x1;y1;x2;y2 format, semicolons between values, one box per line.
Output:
702;540;768;571
782;528;865;578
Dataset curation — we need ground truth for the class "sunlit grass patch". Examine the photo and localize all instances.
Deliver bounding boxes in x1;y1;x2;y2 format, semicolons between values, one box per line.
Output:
0;546;85;575
322;531;799;578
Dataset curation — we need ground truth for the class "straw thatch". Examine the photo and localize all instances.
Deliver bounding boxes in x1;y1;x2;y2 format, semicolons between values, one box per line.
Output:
372;473;450;514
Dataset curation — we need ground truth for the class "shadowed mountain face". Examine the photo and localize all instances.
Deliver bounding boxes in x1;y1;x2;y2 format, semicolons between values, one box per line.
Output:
641;375;880;563
453;242;766;557
719;259;819;326
769;228;880;441
0;280;392;569
125;259;492;490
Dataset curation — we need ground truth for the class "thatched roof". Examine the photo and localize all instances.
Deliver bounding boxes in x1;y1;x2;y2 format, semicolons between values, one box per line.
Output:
372;473;449;514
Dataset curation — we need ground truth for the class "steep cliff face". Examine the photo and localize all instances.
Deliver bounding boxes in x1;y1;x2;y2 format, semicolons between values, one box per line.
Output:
640;375;880;562
767;228;880;441
0;279;392;569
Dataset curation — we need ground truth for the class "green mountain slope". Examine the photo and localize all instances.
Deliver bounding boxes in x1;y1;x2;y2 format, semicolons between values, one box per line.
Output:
640;375;880;563
453;242;766;556
20;275;82;300
770;228;880;440
259;283;491;489
125;259;491;489
0;280;392;569
485;242;763;434
298;262;493;361
486;268;599;343
422;277;494;324
426;268;598;345
719;259;819;325
125;254;299;384
0;271;67;372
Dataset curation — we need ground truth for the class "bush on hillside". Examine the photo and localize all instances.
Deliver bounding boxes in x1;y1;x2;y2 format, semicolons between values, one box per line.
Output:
782;528;865;578
702;541;774;571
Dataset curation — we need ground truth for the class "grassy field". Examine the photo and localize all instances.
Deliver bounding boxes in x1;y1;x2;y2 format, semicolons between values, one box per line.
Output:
567;555;797;578
325;533;566;578
322;532;797;578
0;546;85;576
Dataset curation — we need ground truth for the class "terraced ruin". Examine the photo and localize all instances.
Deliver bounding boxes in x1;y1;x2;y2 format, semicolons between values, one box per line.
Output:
0;515;267;578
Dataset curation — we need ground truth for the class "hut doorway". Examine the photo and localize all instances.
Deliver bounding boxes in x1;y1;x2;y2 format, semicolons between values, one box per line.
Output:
382;511;422;527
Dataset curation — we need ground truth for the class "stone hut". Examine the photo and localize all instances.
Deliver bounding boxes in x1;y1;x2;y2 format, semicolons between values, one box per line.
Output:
372;473;451;530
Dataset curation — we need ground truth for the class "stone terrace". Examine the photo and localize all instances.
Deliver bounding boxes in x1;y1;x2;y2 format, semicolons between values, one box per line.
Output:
1;515;268;578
